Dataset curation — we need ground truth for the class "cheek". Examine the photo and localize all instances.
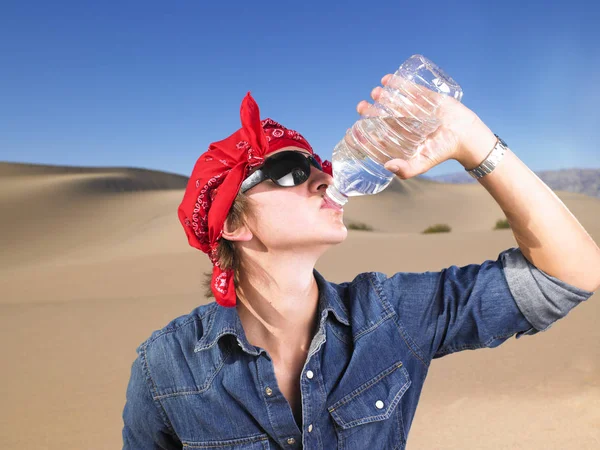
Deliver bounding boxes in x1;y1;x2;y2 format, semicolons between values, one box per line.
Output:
269;200;306;224
251;197;312;235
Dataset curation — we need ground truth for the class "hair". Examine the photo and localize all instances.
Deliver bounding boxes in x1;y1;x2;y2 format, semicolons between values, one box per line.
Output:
202;191;254;299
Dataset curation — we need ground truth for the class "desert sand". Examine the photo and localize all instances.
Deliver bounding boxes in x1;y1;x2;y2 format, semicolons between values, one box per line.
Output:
0;161;598;449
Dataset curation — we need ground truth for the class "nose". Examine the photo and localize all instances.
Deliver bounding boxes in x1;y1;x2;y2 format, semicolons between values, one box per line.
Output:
308;165;332;194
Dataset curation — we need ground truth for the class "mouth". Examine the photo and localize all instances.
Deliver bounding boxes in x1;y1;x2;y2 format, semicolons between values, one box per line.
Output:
321;196;344;212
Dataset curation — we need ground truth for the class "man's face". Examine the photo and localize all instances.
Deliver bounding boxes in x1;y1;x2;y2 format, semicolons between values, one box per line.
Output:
242;146;347;252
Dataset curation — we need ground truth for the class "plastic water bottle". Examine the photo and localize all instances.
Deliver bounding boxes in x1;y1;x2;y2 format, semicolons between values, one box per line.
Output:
324;55;463;207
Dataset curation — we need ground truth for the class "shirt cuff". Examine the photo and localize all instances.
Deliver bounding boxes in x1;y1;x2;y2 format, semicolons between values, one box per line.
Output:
500;247;594;338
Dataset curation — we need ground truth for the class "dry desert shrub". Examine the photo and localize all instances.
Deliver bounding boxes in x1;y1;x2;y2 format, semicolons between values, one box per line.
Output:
494;218;511;229
422;223;452;234
346;221;374;231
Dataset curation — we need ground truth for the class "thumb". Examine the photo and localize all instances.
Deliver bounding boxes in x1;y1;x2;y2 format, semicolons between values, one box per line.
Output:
384;155;431;179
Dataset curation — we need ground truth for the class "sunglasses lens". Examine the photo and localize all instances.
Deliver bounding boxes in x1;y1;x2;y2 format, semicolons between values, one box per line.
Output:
310;157;322;171
266;152;311;187
275;168;309;187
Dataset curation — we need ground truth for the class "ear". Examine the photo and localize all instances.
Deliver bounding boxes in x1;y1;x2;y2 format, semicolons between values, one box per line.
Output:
222;217;253;242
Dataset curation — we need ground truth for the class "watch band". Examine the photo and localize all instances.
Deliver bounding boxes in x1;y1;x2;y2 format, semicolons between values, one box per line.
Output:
466;134;508;180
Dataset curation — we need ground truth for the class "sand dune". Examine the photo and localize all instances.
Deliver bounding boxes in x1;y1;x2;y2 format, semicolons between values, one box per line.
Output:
0;162;189;270
0;161;189;189
0;162;598;449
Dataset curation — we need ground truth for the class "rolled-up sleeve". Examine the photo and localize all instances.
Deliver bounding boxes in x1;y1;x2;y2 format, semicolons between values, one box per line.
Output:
376;247;594;361
122;345;181;449
502;247;594;338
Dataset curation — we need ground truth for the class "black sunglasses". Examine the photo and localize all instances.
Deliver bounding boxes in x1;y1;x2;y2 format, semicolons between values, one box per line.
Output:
240;151;323;193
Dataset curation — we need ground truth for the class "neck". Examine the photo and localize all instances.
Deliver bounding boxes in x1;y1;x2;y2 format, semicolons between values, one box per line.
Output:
235;250;321;362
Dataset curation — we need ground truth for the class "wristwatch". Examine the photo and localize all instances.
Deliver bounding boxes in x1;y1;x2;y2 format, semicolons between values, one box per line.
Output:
465;134;508;180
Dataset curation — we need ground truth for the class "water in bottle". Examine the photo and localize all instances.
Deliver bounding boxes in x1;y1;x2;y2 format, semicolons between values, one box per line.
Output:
324;55;463;207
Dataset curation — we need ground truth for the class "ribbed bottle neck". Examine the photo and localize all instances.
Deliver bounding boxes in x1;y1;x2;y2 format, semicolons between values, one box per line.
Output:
324;185;348;206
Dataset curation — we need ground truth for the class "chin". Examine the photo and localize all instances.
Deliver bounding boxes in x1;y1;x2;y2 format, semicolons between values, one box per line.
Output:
322;227;348;244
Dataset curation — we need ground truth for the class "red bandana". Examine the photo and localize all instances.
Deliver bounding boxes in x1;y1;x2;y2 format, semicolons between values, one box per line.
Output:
178;93;332;307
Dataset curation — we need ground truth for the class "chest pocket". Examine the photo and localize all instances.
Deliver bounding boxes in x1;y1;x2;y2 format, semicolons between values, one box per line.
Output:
182;433;270;449
328;361;411;450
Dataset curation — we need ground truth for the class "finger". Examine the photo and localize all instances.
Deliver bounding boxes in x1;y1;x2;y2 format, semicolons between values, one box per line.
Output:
384;154;433;180
383;158;416;179
379;74;439;118
370;86;383;101
378;83;442;121
358;99;392;119
356;100;371;115
382;74;441;112
381;74;393;86
385;75;441;106
382;126;449;178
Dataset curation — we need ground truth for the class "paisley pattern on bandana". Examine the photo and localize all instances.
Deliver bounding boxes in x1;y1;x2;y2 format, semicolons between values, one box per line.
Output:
189;172;228;255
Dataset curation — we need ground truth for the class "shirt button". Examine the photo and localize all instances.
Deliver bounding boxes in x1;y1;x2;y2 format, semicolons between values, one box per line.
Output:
308;424;313;433
265;387;273;396
287;437;296;445
306;370;314;379
375;400;384;409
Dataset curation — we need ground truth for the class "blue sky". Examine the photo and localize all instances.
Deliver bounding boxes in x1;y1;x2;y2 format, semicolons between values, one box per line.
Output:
1;0;598;177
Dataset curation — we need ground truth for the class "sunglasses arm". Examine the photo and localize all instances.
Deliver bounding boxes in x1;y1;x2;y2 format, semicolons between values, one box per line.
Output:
240;169;266;193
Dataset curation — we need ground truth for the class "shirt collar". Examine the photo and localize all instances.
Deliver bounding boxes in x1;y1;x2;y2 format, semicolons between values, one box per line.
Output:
194;268;350;355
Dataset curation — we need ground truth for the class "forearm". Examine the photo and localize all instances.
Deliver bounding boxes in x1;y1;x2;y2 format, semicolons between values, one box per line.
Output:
457;126;600;292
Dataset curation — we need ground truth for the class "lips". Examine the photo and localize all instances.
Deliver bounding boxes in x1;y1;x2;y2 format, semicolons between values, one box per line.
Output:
321;196;344;212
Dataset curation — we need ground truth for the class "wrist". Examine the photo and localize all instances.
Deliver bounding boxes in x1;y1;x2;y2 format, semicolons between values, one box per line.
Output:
454;123;497;170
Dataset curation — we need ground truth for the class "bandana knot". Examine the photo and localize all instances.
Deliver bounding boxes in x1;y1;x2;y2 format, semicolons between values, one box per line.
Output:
246;145;265;172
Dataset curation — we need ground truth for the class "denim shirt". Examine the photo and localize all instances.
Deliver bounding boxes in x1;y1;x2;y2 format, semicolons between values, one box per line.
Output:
122;247;593;449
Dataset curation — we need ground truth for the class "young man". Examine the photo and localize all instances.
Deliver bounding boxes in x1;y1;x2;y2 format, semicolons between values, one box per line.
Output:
122;79;600;449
